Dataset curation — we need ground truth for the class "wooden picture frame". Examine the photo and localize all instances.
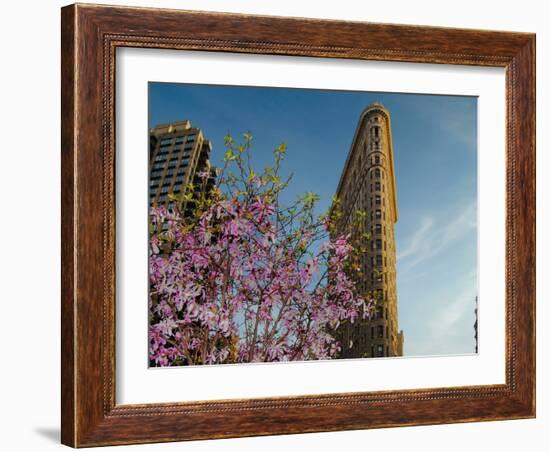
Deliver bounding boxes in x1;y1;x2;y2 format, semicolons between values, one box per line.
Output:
61;3;535;447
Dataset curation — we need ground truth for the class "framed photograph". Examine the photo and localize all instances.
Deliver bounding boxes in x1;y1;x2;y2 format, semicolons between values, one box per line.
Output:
61;3;536;447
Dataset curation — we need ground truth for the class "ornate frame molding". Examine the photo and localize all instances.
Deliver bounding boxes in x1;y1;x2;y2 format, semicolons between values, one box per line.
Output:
61;3;535;447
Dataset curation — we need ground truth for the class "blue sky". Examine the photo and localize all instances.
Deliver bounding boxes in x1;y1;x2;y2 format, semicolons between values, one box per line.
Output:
149;82;478;357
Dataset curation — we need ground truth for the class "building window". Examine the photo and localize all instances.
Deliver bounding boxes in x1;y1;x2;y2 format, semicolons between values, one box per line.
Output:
376;307;384;319
374;223;382;234
374;181;381;191
374;155;380;165
160;138;172;146
371;327;374;339
376;254;383;266
377;344;384;357
377;325;384;338
375;209;382;219
375;195;381;205
374;168;381;178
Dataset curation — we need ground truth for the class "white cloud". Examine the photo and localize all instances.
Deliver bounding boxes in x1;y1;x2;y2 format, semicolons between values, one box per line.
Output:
407;269;477;356
432;270;477;336
397;200;476;274
397;217;434;260
396;202;478;357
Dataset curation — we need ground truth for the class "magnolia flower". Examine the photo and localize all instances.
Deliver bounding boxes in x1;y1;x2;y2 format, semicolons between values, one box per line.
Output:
148;161;369;366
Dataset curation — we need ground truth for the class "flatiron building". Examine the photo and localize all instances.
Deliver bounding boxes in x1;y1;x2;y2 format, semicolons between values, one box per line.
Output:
334;103;404;358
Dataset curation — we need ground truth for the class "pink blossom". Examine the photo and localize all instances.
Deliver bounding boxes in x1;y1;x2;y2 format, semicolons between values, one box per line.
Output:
148;141;370;366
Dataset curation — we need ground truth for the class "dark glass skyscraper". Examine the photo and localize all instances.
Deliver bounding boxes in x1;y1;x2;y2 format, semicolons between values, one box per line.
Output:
149;120;216;211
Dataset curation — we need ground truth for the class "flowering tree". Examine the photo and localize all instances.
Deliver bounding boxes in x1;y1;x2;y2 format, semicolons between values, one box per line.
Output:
149;133;373;366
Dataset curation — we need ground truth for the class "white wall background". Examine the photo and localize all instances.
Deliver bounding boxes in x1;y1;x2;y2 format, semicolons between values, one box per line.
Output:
0;1;546;451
